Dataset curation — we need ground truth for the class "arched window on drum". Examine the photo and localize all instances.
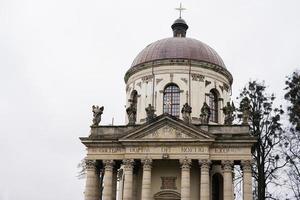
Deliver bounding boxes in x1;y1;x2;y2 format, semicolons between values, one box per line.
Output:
163;84;180;117
209;89;219;123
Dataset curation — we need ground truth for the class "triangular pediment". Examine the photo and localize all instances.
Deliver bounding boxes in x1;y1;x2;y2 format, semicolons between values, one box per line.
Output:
142;125;192;139
120;115;215;142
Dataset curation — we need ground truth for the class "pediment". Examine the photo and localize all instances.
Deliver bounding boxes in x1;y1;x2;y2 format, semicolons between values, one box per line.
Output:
120;115;215;142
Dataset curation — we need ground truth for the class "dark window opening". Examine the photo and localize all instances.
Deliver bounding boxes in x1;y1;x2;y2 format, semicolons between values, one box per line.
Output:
163;84;180;117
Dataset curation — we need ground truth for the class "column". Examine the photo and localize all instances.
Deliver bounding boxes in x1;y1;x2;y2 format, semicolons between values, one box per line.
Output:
141;158;152;200
222;160;233;200
181;158;191;200
199;159;211;200
102;160;114;200
241;160;253;200
112;166;118;200
123;159;134;200
84;160;100;200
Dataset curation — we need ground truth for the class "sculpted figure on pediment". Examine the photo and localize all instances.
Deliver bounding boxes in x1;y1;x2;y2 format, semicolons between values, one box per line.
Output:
143;125;192;139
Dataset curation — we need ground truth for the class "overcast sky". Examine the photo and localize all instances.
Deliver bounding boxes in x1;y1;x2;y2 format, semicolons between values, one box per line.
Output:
0;0;299;199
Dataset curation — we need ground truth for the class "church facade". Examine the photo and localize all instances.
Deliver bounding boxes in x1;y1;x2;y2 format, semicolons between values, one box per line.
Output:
80;16;256;200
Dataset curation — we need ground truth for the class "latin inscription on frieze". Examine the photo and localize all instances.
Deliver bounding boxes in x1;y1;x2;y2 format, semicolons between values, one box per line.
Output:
90;147;124;153
90;146;214;155
181;146;206;153
129;147;150;153
212;146;245;154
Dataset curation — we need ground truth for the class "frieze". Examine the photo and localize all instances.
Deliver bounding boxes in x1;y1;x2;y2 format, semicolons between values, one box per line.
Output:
88;146;249;156
89;147;125;153
211;146;248;154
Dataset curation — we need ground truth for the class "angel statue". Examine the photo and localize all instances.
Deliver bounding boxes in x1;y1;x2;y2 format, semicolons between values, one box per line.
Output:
200;102;211;124
181;103;192;123
92;105;104;126
223;101;236;125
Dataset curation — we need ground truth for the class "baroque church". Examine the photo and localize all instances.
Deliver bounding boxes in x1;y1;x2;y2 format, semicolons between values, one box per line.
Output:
80;11;256;200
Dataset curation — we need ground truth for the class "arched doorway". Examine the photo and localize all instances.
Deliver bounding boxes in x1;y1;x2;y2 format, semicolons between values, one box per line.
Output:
212;173;224;200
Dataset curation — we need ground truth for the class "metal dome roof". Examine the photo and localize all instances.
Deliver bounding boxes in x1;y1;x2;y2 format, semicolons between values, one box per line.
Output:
131;37;226;69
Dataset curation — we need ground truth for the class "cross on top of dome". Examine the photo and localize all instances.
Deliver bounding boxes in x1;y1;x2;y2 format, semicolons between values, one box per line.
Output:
175;3;186;19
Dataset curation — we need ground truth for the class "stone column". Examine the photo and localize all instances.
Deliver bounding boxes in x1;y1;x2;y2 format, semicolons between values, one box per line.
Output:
181;158;191;200
84;160;100;200
141;158;152;200
123;159;134;200
222;160;234;200
199;159;211;200
241;160;253;200
102;160;114;200
112;166;118;200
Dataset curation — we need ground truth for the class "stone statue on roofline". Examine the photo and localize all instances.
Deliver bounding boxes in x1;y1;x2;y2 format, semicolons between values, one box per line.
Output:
145;104;156;123
240;97;251;125
92;105;104;126
126;102;137;125
181;103;192;123
200;102;211;124
223;101;236;125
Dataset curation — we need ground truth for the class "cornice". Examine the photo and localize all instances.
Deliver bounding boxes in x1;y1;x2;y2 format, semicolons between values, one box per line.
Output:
124;59;233;85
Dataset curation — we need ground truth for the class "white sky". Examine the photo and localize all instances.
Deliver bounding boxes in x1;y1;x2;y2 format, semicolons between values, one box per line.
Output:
0;0;299;199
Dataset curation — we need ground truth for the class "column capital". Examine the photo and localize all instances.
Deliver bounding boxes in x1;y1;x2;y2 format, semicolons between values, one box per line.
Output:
241;160;252;172
85;159;97;170
198;159;211;171
103;159;115;171
180;158;191;170
222;160;234;172
123;159;134;170
141;158;152;170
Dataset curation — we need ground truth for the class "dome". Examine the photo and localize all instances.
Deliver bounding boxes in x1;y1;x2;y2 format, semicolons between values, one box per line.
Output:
130;37;226;69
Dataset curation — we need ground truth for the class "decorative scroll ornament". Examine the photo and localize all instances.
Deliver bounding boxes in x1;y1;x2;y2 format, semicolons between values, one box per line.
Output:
145;104;156;123
240;97;251;125
85;159;97;170
223;101;236;125
222;160;234;172
141;158;152;170
200;102;211;124
181;103;192;123
123;159;134;170
241;160;252;172
199;159;211;171
126;102;137;125
103;160;114;171
191;73;204;82
92;105;104;126
180;158;191;170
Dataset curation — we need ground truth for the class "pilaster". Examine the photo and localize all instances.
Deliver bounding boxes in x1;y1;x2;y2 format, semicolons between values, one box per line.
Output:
102;160;114;200
84;160;100;200
123;159;134;200
222;160;234;200
241;160;253;200
141;158;152;200
199;159;211;200
180;158;191;200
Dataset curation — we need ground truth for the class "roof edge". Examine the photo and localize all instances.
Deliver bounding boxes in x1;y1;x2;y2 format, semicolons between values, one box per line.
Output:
124;59;233;84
